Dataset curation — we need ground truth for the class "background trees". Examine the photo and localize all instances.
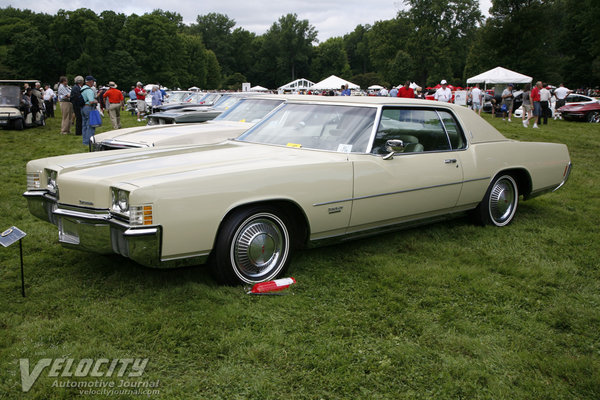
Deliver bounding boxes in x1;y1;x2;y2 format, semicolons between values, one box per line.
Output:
0;0;597;90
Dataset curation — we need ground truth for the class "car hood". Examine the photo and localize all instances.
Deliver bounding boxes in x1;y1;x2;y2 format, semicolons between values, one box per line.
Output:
96;121;252;146
42;141;348;207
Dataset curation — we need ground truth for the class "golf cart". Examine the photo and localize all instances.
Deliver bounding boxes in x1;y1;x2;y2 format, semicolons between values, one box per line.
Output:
0;79;45;130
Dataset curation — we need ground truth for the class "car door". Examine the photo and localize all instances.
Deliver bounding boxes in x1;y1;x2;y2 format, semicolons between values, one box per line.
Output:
349;107;466;230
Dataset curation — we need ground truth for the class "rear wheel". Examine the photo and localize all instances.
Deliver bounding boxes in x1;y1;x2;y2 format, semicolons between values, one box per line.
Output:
212;206;293;285
13;118;23;130
474;174;519;227
587;111;600;123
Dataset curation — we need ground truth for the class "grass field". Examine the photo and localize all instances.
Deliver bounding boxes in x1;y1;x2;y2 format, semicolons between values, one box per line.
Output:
0;106;599;399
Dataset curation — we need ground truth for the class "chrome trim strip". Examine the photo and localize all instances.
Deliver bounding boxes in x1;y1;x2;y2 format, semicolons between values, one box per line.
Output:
53;208;110;221
553;162;572;192
99;139;150;150
313;176;490;206
124;228;158;236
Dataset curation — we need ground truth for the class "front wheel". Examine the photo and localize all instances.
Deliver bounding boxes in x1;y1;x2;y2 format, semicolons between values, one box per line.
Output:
587;111;600;123
474;174;519;227
212;206;292;285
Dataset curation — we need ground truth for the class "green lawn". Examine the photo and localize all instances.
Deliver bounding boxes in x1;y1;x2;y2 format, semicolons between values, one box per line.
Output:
0;107;599;399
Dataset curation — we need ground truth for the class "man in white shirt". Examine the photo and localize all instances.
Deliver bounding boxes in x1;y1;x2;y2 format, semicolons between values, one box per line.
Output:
539;85;552;125
42;84;55;118
553;83;571;112
379;87;389;96
470;83;483;115
434;80;452;102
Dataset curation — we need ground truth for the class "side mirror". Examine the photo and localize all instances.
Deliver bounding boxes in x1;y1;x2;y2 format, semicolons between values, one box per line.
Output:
383;139;404;160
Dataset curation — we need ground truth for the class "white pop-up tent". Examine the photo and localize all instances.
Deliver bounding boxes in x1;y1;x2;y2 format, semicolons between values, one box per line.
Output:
249;85;269;92
467;66;532;89
311;75;360;90
278;78;315;92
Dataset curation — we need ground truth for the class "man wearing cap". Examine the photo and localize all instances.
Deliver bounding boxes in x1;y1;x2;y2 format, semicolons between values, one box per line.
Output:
434;80;452;102
103;81;124;129
501;83;515;122
134;82;147;122
80;76;98;145
531;81;542;128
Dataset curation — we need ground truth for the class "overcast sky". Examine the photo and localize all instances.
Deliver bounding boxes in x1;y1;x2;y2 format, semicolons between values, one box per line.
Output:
0;0;493;42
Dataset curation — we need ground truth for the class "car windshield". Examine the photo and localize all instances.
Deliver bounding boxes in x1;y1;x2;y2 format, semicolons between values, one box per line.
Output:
214;96;240;110
216;98;284;123
166;92;190;103
0;86;21;107
238;103;376;153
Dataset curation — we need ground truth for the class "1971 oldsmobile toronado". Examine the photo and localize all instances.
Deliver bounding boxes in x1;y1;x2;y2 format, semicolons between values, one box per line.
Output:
24;96;571;285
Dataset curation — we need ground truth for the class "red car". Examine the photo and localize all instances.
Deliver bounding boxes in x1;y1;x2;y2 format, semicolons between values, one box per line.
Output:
559;101;600;123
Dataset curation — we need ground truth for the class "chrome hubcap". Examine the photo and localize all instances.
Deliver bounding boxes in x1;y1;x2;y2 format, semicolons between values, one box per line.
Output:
489;178;515;224
232;215;287;279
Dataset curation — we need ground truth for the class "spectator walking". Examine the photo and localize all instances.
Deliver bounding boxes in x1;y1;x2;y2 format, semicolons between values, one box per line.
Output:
397;81;415;98
389;86;398;97
57;76;72;134
470;83;483;116
80;76;97;145
501;83;515;121
521;83;533;127
134;82;147;121
43;84;55;118
531;81;542;128
70;76;85;135
103;81;124;129
379;87;389;96
150;85;163;109
539;85;552;125
434;80;452;102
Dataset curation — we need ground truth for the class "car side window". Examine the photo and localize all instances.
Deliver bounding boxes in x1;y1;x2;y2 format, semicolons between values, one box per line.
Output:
372;108;464;155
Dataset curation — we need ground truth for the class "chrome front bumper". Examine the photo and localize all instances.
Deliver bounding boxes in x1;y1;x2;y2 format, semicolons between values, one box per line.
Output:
23;190;161;267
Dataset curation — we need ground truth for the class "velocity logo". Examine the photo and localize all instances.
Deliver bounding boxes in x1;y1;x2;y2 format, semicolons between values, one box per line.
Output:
19;358;149;392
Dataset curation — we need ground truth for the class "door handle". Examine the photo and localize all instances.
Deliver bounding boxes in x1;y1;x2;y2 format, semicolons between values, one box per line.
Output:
444;159;457;164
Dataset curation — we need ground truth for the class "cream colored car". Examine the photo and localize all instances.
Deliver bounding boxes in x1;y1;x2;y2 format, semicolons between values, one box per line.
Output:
24;97;571;285
90;97;285;151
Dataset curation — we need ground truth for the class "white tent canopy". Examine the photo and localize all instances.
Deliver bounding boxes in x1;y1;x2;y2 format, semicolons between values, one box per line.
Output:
311;75;360;90
278;78;315;91
249;85;269;92
467;66;532;85
368;84;383;90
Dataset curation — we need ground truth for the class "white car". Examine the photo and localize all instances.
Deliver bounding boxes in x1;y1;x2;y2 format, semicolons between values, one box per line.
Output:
90;97;285;151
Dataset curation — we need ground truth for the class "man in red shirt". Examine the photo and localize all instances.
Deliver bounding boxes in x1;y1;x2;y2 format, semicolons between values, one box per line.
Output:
397;81;415;98
134;81;147;122
531;81;542;128
103;81;124;129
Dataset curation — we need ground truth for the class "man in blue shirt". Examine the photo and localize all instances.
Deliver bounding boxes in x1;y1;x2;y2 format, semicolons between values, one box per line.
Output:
80;76;98;145
128;86;137;115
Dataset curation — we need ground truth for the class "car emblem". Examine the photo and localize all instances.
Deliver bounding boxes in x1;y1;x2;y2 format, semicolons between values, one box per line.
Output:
79;200;94;206
328;206;343;214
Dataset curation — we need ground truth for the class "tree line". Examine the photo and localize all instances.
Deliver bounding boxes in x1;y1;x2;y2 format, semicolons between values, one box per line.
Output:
0;0;598;91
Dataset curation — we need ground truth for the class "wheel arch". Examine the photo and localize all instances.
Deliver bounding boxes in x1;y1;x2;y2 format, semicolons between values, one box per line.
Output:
493;167;532;199
215;199;311;251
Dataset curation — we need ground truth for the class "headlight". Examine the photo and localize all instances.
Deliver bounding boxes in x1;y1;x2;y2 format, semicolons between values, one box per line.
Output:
111;187;129;215
46;169;58;194
27;172;41;190
110;187;153;225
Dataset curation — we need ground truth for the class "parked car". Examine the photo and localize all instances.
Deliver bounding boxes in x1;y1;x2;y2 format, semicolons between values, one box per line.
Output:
151;92;222;114
90;96;286;150
146;93;251;125
558;100;600;122
24;96;571;285
0;80;45;130
514;92;598;119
